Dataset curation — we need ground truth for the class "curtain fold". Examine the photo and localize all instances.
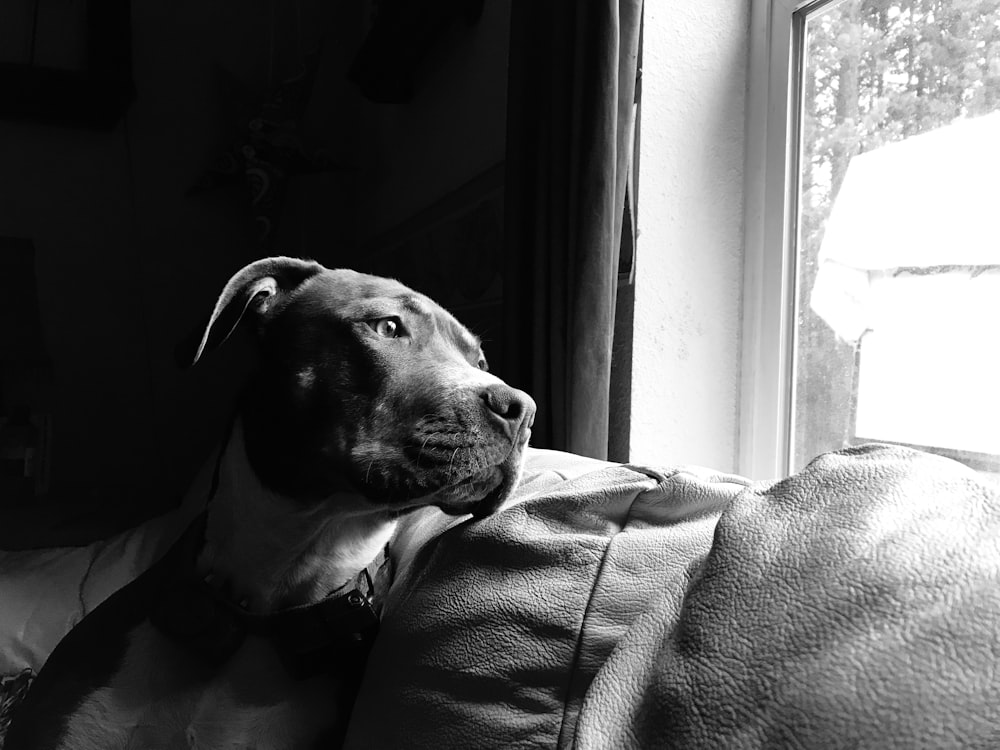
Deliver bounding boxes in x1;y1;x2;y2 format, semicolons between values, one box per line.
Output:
503;0;643;460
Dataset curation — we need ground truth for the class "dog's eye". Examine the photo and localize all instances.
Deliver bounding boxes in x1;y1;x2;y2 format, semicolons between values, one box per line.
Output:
370;318;402;338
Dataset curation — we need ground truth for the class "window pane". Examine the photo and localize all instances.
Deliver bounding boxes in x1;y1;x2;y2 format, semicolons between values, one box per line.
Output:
793;0;1000;476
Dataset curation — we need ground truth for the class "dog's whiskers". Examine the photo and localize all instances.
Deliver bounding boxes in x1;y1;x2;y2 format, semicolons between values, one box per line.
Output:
417;435;432;466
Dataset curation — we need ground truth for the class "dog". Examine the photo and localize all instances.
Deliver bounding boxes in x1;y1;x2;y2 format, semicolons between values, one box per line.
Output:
6;256;536;749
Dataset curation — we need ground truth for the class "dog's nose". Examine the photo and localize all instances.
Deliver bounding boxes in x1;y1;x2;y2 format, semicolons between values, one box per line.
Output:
481;384;536;429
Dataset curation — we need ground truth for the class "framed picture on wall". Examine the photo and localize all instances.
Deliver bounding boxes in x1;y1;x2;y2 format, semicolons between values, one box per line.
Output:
0;0;133;129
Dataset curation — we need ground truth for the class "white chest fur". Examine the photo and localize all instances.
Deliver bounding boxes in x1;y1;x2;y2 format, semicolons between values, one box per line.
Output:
57;421;396;749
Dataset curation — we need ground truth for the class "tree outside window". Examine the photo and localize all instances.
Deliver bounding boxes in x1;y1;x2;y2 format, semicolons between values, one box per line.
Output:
793;0;1000;474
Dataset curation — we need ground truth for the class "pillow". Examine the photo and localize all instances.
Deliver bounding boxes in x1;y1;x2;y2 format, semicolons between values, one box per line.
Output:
0;459;213;675
345;445;1000;749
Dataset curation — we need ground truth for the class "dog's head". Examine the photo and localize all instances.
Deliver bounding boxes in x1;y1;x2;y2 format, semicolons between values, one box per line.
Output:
190;256;535;518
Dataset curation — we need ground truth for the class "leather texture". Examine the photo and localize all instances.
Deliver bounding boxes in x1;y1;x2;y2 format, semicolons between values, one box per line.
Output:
345;444;1000;749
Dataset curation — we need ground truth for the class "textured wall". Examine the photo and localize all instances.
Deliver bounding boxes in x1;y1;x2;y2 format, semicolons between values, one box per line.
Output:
630;2;750;471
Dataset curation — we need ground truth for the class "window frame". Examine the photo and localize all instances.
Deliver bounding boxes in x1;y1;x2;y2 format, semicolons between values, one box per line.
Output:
741;0;795;480
741;0;1000;481
739;0;844;480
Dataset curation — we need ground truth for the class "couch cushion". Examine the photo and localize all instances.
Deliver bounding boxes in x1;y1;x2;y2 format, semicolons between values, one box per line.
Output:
345;445;1000;749
345;448;749;748
580;445;1000;749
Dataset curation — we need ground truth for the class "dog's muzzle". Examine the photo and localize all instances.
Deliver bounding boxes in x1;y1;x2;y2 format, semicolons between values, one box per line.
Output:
354;381;536;518
429;383;535;518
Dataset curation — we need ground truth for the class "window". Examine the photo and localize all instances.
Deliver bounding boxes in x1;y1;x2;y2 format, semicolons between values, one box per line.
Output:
742;0;1000;480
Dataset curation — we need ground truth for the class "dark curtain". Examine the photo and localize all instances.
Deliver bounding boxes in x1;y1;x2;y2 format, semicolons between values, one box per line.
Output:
502;0;643;460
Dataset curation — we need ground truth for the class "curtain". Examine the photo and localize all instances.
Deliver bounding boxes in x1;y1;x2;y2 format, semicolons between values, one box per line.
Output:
502;0;643;460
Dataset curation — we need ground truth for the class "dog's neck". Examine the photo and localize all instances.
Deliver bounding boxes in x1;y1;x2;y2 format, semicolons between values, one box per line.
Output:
195;418;397;614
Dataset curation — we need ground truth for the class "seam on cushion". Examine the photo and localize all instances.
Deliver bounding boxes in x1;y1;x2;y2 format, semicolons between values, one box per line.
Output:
546;467;582;483
554;471;659;750
551;464;624;483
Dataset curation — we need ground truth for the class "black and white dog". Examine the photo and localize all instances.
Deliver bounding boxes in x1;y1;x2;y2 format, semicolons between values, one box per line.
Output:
7;257;535;749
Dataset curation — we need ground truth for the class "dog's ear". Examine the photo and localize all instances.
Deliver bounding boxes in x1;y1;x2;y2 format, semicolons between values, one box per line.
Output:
184;256;324;366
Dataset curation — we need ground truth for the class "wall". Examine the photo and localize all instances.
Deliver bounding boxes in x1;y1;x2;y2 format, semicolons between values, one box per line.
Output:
354;1;510;242
276;0;510;264
324;1;512;372
629;2;750;471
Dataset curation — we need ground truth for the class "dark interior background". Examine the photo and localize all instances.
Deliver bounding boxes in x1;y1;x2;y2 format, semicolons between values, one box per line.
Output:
0;0;512;545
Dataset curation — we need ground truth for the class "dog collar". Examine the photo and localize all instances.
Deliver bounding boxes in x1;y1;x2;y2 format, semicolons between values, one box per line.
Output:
147;512;385;680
